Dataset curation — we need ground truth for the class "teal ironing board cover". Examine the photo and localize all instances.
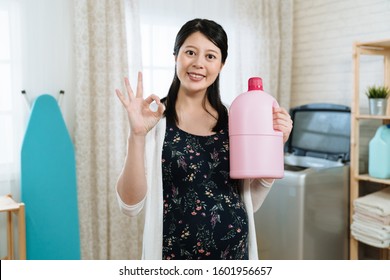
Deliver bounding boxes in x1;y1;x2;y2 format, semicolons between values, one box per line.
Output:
21;94;80;260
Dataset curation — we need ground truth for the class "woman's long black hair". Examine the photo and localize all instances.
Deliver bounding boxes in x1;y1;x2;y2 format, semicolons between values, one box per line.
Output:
161;18;229;132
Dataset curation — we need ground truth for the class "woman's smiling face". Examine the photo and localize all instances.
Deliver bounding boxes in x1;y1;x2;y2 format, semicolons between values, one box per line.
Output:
175;31;224;96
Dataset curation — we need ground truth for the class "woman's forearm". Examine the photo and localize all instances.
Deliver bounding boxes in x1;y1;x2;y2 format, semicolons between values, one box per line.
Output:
116;134;148;206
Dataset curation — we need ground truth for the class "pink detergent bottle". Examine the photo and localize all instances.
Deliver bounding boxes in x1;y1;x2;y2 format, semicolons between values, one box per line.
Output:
229;77;284;179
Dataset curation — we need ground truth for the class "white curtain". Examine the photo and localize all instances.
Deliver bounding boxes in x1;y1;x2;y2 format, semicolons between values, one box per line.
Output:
234;0;293;108
73;0;143;259
0;0;26;258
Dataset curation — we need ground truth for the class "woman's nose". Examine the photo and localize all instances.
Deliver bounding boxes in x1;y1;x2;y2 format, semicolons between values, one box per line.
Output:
192;56;205;69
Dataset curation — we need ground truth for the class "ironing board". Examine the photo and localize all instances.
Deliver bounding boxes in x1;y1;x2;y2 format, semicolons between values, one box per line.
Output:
21;94;80;260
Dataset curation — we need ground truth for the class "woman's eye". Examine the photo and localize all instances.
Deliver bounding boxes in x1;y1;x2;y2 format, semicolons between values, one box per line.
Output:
207;54;216;60
186;50;195;56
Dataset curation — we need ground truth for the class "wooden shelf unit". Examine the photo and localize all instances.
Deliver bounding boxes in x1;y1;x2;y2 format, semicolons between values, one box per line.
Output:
0;194;26;260
350;39;390;260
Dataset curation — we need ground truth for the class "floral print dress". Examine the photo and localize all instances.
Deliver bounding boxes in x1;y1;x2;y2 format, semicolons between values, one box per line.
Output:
162;121;249;260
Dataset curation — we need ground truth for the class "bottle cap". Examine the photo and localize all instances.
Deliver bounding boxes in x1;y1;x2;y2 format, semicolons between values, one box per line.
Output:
248;77;263;91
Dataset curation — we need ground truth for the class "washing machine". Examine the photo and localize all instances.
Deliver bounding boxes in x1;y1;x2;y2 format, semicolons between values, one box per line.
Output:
255;103;351;260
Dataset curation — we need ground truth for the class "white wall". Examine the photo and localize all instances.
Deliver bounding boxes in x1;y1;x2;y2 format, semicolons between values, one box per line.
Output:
292;0;390;170
21;0;74;136
292;0;390;107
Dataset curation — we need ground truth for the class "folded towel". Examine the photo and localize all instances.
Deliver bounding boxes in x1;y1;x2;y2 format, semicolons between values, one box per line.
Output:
353;214;390;231
351;230;390;249
353;211;390;226
353;187;390;216
351;221;390;240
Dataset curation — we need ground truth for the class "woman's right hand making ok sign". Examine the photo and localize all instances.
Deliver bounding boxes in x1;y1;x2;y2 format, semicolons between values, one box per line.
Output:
115;72;166;136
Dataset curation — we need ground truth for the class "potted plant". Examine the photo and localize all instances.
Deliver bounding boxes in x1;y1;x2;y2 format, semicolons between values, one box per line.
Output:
366;85;389;115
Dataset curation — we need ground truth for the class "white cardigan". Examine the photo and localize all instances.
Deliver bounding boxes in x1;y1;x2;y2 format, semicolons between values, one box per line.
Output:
116;118;273;260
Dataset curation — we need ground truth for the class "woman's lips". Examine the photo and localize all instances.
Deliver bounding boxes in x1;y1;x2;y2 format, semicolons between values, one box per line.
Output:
188;72;205;81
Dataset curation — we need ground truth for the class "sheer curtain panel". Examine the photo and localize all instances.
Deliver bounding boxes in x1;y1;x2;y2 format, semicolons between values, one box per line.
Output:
73;0;142;259
234;0;293;108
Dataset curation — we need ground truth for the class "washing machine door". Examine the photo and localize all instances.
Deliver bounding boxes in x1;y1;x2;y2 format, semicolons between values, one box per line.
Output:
285;103;351;162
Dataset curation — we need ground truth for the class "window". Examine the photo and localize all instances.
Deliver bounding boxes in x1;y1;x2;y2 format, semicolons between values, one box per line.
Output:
137;0;239;104
0;1;23;186
140;23;177;98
